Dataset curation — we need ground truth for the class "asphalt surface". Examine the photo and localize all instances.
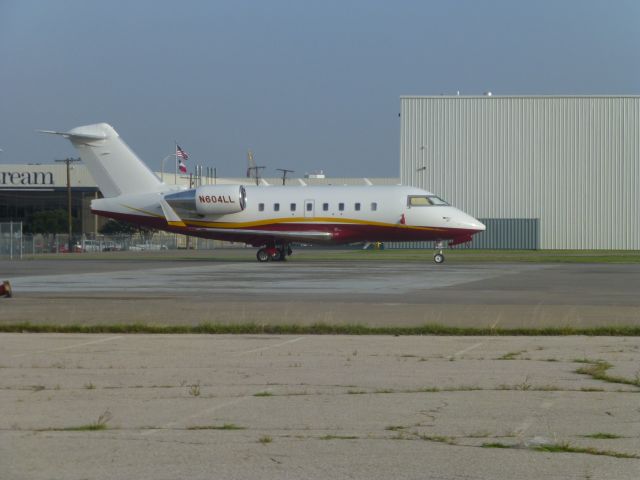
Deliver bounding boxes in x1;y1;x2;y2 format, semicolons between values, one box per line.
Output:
1;251;640;328
1;334;639;480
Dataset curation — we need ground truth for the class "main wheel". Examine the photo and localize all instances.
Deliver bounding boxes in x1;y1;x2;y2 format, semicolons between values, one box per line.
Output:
256;248;270;262
433;253;445;264
270;249;283;261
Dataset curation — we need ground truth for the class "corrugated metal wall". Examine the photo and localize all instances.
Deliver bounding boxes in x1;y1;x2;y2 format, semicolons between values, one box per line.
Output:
399;96;640;249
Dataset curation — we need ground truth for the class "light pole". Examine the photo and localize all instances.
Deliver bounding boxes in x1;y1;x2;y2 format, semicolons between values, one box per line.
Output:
160;154;176;182
55;157;81;253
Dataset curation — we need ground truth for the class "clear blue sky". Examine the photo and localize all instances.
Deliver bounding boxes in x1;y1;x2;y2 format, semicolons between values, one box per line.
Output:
1;0;639;177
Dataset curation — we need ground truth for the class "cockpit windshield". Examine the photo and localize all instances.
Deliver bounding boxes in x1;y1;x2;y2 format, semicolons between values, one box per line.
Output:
407;195;449;206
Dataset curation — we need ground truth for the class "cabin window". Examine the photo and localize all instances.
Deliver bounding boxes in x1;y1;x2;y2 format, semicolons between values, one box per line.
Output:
323;203;329;211
338;202;345;211
306;202;313;212
258;203;264;212
354;202;361;211
371;202;377;211
274;203;280;212
290;203;296;212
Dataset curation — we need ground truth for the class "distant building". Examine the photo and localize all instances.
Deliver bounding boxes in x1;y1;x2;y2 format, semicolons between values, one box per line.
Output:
399;95;640;249
0;163;397;234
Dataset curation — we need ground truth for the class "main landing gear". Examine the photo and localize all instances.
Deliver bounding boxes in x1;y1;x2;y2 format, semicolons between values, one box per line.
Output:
433;241;445;264
256;243;292;262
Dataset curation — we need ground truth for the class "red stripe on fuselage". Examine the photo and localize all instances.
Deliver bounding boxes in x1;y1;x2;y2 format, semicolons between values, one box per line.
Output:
92;210;480;245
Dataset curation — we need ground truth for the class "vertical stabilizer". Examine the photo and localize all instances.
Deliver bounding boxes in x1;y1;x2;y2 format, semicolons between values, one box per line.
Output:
41;123;163;197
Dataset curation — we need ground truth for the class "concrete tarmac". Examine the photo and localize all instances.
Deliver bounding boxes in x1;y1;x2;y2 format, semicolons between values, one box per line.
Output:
1;334;639;479
1;251;640;328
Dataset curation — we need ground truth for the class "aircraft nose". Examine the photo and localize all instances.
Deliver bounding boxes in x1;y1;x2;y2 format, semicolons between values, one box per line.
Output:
455;212;485;231
471;219;486;231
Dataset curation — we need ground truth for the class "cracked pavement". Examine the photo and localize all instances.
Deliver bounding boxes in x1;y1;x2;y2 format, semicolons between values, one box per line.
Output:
1;334;639;479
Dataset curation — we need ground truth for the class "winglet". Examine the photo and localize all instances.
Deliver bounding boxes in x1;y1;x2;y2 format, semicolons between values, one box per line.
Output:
159;197;186;227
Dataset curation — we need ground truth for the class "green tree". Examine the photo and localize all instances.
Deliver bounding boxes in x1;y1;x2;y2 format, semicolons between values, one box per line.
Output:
99;219;157;239
99;219;138;235
24;209;77;234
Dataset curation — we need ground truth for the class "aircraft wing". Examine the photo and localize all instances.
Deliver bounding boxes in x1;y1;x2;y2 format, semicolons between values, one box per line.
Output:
192;227;333;242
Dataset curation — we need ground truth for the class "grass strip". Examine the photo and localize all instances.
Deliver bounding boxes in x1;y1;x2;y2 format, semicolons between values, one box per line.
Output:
2;322;640;336
481;441;639;459
575;360;640;387
187;423;244;430
533;442;639;459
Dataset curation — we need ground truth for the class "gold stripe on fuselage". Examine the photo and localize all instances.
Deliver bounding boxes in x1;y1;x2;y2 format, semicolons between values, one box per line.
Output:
120;204;448;232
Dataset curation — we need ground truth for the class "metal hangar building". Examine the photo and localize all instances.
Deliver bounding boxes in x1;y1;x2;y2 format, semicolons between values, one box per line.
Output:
399;95;640;249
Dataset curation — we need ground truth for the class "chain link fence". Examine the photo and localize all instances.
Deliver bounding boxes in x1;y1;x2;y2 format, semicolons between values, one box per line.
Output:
0;226;247;259
0;222;23;259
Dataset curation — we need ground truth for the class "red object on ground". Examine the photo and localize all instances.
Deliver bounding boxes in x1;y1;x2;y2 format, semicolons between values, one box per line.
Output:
0;281;12;298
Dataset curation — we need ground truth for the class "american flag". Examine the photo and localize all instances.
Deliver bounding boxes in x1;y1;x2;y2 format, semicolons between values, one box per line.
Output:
178;159;187;174
176;144;189;160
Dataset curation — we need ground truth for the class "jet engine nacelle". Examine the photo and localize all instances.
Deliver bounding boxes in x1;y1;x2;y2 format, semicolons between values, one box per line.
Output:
194;185;246;215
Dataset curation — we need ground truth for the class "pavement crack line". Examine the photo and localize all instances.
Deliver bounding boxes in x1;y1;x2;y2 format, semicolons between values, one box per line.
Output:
449;341;485;360
11;335;123;358
233;336;305;356
140;394;259;436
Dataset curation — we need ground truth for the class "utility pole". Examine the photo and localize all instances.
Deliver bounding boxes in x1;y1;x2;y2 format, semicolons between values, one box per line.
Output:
247;166;266;186
276;168;295;186
55;157;81;253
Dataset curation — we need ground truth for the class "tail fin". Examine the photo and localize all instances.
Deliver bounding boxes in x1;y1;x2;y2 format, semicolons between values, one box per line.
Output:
40;123;163;197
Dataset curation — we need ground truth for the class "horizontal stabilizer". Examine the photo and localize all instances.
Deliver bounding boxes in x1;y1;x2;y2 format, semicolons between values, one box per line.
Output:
37;129;107;141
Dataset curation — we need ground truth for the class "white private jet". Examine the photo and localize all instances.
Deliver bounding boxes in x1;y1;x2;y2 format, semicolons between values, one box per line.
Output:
42;123;485;263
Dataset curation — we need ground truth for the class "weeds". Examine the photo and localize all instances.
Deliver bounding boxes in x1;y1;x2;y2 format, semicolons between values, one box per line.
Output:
482;442;512;448
419;434;457;445
188;382;201;397
56;410;112;432
575;360;640;388
483;439;639;459
533;441;639;459
187;423;244;430
253;391;273;397
582;433;623;439
258;435;272;444
385;425;408;431
319;434;359;440
498;351;524;360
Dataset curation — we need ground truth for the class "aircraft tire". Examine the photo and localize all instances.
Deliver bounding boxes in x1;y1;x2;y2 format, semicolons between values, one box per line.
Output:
256;249;270;262
270;250;283;261
433;253;445;264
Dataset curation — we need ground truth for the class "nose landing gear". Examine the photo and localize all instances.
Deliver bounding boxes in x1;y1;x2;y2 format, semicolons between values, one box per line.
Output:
433;241;445;264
